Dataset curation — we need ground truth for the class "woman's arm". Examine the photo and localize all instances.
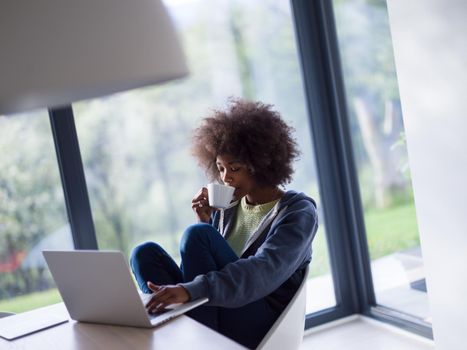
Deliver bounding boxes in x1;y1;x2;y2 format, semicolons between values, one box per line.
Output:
144;282;190;314
181;199;318;308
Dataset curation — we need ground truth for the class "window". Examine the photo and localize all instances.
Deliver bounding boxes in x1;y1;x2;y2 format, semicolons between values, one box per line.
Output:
0;110;70;313
74;0;335;314
332;0;430;323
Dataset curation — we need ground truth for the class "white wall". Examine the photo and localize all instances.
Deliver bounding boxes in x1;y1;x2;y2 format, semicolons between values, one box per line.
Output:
387;1;467;348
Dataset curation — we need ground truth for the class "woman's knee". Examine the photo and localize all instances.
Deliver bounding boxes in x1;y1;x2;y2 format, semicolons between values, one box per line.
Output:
130;241;164;265
180;223;217;254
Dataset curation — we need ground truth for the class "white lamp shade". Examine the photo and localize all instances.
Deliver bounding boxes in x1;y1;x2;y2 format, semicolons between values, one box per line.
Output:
0;0;188;115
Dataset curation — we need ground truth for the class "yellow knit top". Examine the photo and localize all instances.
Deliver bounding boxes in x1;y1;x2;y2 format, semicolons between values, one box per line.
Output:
227;196;279;257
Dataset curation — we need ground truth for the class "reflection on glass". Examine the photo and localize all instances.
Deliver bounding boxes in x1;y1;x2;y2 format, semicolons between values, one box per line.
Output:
74;0;335;314
0;111;70;313
332;0;430;323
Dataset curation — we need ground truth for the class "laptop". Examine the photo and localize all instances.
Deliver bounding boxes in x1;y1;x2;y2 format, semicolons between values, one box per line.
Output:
42;250;208;328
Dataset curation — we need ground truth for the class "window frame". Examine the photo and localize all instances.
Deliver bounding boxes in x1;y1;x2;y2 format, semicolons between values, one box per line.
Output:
291;0;433;338
49;106;98;250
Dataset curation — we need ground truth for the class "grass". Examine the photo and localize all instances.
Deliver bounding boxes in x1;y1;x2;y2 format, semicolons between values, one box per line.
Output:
364;201;420;260
0;288;62;313
0;202;421;311
309;200;420;277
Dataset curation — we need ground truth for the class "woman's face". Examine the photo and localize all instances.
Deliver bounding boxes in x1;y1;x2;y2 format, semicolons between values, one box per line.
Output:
216;154;256;200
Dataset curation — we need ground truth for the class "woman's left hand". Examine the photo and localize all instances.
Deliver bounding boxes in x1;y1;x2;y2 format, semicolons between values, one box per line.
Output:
145;281;190;314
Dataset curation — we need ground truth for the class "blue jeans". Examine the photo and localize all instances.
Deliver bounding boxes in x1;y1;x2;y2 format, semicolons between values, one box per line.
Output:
130;223;278;349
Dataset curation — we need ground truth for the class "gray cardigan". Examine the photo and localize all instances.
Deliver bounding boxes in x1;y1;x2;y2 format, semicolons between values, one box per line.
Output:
180;190;318;312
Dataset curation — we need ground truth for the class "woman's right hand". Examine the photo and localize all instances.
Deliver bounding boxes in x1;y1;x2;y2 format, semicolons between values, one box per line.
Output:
191;187;214;223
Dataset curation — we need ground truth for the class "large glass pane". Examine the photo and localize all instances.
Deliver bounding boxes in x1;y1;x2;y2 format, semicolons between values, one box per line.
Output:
74;0;335;314
332;0;430;323
0;110;70;313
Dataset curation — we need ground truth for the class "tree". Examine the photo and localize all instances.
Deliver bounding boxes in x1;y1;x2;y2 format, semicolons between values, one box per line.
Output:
333;0;410;208
0;112;66;298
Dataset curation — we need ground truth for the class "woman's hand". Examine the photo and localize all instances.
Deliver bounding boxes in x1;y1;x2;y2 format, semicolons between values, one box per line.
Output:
145;282;190;314
191;187;215;223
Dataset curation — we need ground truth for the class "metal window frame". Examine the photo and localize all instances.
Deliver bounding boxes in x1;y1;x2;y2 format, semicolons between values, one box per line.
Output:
49;106;98;250
291;0;432;338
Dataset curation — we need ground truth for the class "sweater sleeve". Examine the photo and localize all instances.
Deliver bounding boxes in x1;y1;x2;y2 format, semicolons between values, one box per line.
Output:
179;199;318;307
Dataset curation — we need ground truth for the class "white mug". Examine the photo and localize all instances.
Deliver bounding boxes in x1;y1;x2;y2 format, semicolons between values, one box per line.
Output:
207;183;235;209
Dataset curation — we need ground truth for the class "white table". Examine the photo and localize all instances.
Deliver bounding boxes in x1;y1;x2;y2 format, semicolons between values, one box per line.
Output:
0;303;246;350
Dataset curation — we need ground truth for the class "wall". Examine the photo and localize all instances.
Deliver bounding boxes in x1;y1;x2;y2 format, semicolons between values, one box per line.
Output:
387;1;467;348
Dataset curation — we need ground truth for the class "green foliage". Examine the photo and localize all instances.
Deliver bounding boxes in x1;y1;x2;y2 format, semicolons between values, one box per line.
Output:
0;113;67;300
333;0;412;209
0;114;66;253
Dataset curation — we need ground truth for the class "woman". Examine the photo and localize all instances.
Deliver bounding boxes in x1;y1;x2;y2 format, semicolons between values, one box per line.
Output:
130;99;318;349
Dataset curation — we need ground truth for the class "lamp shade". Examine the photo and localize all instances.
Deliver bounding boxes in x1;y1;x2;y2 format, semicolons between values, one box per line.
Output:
0;0;188;115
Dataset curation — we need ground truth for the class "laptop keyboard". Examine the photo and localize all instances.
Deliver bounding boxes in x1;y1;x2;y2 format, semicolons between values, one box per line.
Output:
139;291;153;306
